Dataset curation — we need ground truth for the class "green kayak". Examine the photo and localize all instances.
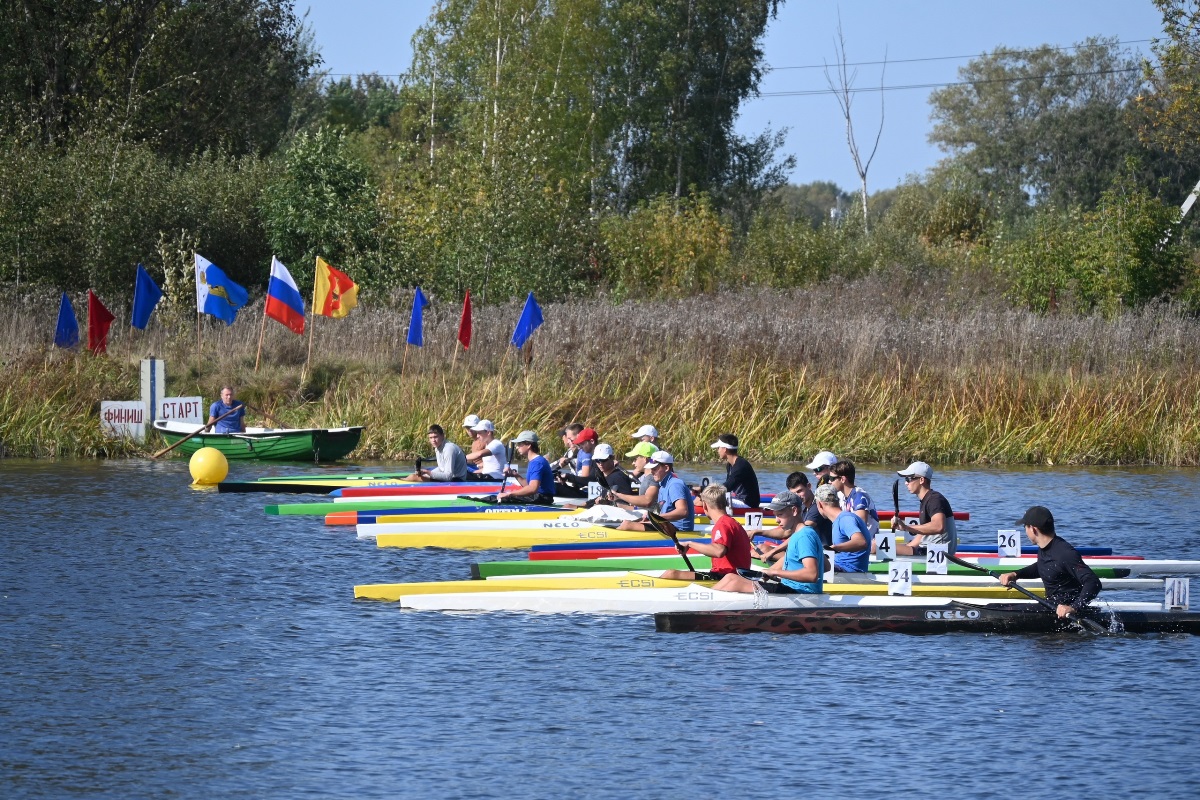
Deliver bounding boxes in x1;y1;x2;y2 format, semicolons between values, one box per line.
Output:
266;497;489;515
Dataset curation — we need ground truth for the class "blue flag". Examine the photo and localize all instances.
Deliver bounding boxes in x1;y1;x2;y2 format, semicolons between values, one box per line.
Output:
54;293;79;348
406;287;429;346
195;253;248;325
510;292;543;348
131;263;163;330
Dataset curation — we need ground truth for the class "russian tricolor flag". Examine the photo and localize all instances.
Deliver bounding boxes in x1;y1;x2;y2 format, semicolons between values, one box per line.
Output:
265;257;306;335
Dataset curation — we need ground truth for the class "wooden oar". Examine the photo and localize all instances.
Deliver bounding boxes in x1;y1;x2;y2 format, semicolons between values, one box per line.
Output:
150;405;242;459
946;553;1106;634
242;401;285;429
647;511;696;573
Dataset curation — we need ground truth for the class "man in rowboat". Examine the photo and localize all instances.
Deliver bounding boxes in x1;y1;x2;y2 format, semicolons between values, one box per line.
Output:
413;424;468;481
712;489;825;595
712;433;761;509
464;419;506;480
207;385;246;433
616;450;694;532
999;506;1102;618
659;484;751;582
820;483;870;572
498;431;556;505
892;461;958;556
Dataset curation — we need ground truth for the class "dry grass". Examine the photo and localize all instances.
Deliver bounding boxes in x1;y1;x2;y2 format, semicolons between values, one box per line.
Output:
3;277;1200;463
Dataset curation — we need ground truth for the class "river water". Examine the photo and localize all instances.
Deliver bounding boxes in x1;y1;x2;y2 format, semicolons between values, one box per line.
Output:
2;459;1199;799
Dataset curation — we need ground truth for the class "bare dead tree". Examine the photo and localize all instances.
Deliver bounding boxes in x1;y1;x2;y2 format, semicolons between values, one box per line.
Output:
824;16;885;234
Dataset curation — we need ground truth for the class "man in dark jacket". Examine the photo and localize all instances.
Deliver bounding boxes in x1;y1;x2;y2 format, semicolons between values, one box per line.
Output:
999;506;1102;618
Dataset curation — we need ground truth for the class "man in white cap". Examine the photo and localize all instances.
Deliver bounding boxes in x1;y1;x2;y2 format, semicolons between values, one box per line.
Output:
616;450;694;532
806;450;838;486
562;443;634;509
630;424;659;443
893;461;957;556
711;432;760;509
462;414;481;431
464;419;507;480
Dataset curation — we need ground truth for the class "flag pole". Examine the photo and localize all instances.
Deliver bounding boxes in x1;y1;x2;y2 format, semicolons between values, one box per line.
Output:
402;342;410;376
254;260;271;372
452;340;460;369
196;310;202;375
304;259;318;380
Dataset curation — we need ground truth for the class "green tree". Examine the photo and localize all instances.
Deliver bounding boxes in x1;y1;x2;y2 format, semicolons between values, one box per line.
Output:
1137;0;1200;162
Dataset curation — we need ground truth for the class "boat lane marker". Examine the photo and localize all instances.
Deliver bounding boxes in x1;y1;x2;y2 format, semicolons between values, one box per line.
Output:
926;544;949;575
997;529;1021;558
1165;578;1191;610
887;562;913;596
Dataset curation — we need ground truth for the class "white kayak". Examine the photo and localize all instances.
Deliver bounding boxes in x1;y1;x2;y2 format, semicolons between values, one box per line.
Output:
355;519;726;539
398;588;1171;615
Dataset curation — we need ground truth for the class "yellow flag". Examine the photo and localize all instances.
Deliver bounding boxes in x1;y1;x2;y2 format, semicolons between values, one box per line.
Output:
313;257;359;318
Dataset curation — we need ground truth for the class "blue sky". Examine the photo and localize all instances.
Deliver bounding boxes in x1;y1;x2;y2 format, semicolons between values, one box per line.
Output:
299;1;1165;194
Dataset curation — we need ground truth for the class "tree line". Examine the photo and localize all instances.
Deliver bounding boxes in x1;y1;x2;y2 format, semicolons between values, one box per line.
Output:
1;0;1199;319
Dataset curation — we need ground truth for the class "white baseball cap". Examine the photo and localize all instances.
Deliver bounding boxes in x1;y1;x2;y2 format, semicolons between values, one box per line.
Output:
593;443;615;460
897;461;933;480
646;450;674;466
462;414;481;428
470;419;495;432
630;424;659;439
806;450;838;470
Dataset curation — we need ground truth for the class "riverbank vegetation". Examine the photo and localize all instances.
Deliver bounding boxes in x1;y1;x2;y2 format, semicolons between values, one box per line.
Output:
4;2;1200;463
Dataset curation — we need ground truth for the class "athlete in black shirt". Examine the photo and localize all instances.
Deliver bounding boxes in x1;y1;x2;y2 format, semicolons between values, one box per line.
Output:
1000;506;1102;617
711;432;760;508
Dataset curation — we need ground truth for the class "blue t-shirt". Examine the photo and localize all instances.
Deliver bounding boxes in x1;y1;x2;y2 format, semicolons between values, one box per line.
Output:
525;455;555;496
575;449;593;475
832;510;871;572
208;400;246;433
844;486;880;538
781;526;824;593
657;472;695;531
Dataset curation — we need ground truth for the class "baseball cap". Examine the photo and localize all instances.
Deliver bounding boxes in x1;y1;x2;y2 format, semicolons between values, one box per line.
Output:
806;450;838;470
626;441;658;459
765;490;803;511
897;461;933;480
1016;506;1055;532
573;428;598;445
646;450;674;466
814;484;840;505
710;433;739;451
631;424;659;439
512;430;538;444
470;419;495;433
462;414;481;429
593;443;615;460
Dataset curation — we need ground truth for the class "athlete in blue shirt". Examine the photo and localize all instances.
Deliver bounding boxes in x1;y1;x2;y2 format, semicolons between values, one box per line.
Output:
498;430;555;504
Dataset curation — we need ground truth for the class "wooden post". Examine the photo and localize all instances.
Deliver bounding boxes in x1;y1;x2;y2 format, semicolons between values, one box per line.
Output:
254;294;269;373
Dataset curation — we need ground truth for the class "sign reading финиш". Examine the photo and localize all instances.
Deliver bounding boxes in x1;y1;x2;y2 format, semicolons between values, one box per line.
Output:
101;401;146;441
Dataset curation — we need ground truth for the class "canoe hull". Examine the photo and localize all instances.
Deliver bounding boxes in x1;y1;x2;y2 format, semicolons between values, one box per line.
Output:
654;602;1200;635
155;421;363;462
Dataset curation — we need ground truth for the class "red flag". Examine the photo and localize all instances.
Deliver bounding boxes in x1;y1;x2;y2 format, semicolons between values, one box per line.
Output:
457;289;472;349
87;290;115;355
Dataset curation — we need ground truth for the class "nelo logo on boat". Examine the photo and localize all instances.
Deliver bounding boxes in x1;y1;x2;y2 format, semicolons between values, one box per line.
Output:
540;522;584;528
924;609;981;620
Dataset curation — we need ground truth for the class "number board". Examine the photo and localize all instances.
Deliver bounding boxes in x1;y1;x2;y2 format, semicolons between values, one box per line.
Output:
1165;577;1191;610
997;529;1021;558
744;512;763;530
874;531;895;561
823;549;836;584
586;482;602;500
888;561;913;596
926;543;949;575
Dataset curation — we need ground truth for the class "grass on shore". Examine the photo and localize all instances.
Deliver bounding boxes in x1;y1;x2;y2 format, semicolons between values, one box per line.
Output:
3;275;1200;464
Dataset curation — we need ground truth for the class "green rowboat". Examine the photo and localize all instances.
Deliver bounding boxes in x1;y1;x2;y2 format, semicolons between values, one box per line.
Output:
152;419;363;462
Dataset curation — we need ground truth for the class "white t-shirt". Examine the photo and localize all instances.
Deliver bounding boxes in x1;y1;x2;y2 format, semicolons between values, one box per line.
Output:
478;439;507;478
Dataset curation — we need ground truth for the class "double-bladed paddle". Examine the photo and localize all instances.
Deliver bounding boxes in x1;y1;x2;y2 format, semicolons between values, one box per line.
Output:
946;553;1106;634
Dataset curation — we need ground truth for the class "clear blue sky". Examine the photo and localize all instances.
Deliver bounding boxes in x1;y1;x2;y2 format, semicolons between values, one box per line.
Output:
300;0;1165;194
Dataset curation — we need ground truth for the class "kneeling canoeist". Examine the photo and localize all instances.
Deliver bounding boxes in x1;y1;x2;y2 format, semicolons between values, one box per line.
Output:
413;424;468;482
616;451;694;533
712;495;824;595
999;506;1102;619
659;485;751;581
497;431;555;505
207;385;247;433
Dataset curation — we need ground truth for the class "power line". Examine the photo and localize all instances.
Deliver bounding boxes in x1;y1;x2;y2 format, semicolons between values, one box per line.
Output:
759;65;1146;99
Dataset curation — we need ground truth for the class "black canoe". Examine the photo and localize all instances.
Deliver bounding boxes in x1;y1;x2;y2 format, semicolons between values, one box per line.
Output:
654;602;1200;635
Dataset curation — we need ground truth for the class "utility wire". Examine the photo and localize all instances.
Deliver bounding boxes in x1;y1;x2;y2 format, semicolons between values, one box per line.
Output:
759;65;1146;99
766;37;1153;71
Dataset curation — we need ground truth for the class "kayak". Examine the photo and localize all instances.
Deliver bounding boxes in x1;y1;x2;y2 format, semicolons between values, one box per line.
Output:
358;520;722;539
470;556;1136;580
526;538;1112;557
219;478;505;495
373;528;710;550
328;505;562;525
654;602;1200;635
155;420;364;462
392;586;1062;613
264;497;524;516
334;484;508;498
355;575;1049;603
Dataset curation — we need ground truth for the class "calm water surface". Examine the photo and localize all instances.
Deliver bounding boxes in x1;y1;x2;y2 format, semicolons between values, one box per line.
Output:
3;459;1200;799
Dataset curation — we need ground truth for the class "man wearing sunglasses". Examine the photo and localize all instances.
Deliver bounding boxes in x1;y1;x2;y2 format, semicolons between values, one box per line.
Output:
806;450;838;486
893;461;957;556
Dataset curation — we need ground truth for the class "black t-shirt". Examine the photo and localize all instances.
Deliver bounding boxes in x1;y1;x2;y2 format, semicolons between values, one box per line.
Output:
918;490;953;524
723;456;760;508
802;500;833;548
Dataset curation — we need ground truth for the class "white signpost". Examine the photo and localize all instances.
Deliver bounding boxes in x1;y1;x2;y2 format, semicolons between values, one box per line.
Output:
140;359;165;425
159;397;204;424
100;401;146;442
997;529;1022;558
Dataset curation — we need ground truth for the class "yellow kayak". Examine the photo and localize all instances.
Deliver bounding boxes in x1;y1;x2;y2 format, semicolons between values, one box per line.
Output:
354;573;1049;602
374;528;709;550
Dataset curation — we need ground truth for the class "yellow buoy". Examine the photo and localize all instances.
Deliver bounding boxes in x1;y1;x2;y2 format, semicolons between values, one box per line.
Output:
189;447;229;485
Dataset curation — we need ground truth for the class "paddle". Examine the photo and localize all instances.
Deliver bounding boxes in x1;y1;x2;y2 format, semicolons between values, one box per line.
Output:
647;511;696;573
150;405;242;459
892;478;902;536
946;553;1106;634
242;401;285;429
